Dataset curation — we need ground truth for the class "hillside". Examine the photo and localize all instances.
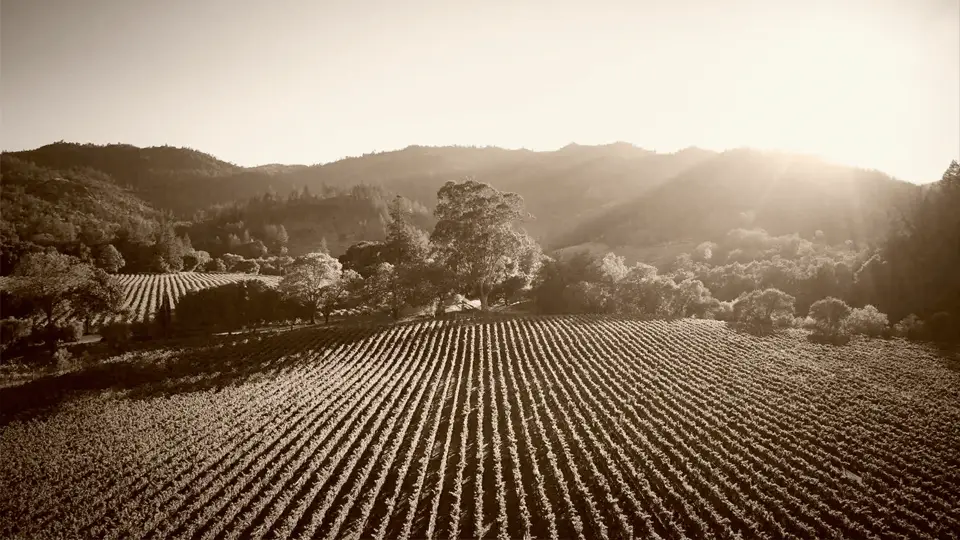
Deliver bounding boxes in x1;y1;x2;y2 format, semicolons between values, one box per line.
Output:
189;185;433;257
556;149;921;250
6;142;923;260
6;142;716;243
1;316;957;538
0;154;162;272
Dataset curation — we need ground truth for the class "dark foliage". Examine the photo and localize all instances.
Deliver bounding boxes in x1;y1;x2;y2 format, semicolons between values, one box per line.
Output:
855;161;960;336
172;280;305;334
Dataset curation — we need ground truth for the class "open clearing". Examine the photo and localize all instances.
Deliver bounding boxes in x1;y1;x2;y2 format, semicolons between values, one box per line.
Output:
1;316;958;539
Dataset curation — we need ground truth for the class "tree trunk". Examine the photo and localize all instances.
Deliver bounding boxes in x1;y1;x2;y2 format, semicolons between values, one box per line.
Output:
479;283;490;312
324;311;331;325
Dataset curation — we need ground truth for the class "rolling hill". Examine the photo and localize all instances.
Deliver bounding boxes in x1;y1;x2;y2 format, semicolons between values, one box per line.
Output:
5;142;923;264
5;142;716;243
554;148;921;252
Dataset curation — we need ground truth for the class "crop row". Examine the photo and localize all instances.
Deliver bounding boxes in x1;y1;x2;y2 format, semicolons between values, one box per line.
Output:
1;316;957;539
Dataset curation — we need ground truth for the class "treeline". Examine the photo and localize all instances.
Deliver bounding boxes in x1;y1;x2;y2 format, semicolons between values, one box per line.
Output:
155;181;539;336
1;153;432;276
1;251;126;362
535;161;960;342
186;183;432;259
151;161;960;345
4;161;957;361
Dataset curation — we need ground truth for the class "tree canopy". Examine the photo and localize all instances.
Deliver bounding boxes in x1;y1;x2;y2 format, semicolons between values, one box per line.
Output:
431;179;535;310
278;252;351;324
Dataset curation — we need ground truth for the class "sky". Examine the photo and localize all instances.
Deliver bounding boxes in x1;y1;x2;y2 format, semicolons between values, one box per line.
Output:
2;0;958;183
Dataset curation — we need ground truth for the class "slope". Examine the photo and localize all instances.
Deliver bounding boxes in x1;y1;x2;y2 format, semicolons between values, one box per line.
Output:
0;154;162;272
7;142;717;244
556;149;920;251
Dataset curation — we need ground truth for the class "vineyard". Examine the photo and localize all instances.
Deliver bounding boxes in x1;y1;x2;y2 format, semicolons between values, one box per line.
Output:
1;316;958;539
108;272;281;325
27;272;280;327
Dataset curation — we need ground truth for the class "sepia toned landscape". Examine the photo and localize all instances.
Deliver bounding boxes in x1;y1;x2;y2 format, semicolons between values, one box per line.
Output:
2;0;958;538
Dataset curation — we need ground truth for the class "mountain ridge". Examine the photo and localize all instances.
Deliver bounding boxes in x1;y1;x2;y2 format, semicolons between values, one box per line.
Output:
4;141;921;263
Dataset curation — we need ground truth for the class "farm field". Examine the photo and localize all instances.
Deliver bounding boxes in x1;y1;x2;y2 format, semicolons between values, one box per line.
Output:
7;272;281;327
1;316;958;539
108;272;280;325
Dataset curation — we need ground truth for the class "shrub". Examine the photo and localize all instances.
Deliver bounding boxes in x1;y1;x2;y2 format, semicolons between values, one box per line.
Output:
712;301;735;321
894;314;927;341
0;318;32;351
844;305;889;337
221;253;245;272
732;288;796;332
927;312;959;342
52;346;74;369
808;297;852;339
100;321;133;351
234;259;261;275
51;320;84;344
206;258;227;272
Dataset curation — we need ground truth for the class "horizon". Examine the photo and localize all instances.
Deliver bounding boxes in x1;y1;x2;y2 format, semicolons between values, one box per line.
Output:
6;139;933;184
2;0;958;184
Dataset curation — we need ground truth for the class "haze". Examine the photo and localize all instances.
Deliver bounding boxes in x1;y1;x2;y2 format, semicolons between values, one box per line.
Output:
2;0;957;183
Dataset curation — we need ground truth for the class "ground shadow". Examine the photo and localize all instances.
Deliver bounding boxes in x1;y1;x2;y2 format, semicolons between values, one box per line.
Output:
0;323;383;427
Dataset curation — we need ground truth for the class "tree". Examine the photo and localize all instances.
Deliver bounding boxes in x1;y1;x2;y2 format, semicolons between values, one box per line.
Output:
317;269;362;324
244;239;269;259
562;280;615;314
234;259;261;274
531;251;603;314
153;295;174;338
674;279;719;318
276;224;290;250
339;241;387;278
278;252;345;324
385;196;430;265
869;161;960;321
96;244;126;273
431;179;537;311
182;250;211;272
808;297;852;339
615;274;680;317
222;253;245;272
72;268;126;334
417;258;459;317
207;258;227;272
732;288;796;333
263;223;290;253
11;252;98;350
365;263;411;320
152;221;186;272
594;253;630;284
844;304;889;337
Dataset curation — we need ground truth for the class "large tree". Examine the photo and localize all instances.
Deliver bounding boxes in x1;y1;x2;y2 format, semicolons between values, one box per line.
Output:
859;160;960;330
10;252;116;349
431;179;537;311
732;288;796;333
72;268;126;334
96;244;126;273
278;252;351;324
808;296;852;339
12;252;88;330
360;196;434;319
385;196;430;266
